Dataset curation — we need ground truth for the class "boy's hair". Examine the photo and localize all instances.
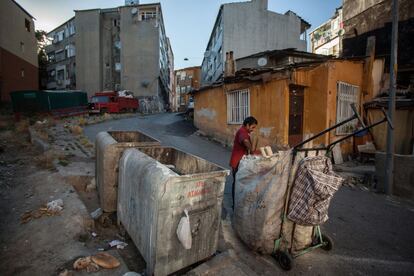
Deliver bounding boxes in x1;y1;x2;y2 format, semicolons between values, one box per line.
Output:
243;116;258;126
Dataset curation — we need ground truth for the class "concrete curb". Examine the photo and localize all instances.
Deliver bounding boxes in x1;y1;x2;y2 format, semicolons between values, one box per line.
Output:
28;126;50;152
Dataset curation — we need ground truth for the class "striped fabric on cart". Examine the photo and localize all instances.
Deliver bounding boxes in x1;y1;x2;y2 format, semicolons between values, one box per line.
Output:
288;156;344;226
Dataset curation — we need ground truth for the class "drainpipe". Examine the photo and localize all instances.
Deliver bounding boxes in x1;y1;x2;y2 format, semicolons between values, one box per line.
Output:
385;0;399;195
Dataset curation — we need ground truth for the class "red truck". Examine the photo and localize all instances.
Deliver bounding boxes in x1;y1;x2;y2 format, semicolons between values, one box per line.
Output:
89;91;139;114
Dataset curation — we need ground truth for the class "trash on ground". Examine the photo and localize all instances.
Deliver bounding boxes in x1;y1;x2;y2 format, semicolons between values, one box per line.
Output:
20;200;64;224
91;252;121;269
90;208;103;220
47;198;64;213
85;178;96;192
91;232;98;237
58;269;74;276
123;272;141;276
73;252;120;272
109;239;128;249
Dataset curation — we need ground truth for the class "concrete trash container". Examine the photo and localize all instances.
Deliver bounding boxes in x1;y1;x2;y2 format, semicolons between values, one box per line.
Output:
95;131;160;212
118;147;229;276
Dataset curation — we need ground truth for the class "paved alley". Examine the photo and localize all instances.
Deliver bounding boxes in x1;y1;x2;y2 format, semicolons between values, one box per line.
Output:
84;113;414;275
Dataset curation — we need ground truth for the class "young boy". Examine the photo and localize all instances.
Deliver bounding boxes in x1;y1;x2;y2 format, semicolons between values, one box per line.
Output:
229;116;258;209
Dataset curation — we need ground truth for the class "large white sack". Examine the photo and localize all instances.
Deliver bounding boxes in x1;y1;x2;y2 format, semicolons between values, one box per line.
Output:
234;151;292;254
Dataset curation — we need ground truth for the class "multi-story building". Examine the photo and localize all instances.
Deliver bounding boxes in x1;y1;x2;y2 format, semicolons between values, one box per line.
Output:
174;66;201;112
309;7;343;56
166;38;175;110
0;0;38;102
45;17;76;90
45;0;173;113
201;0;310;86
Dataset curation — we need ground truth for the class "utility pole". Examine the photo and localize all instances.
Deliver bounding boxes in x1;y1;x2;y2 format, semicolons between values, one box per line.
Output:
385;0;399;195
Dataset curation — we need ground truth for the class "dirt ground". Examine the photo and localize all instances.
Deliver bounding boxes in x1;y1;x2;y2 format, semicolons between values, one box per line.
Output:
0;114;141;276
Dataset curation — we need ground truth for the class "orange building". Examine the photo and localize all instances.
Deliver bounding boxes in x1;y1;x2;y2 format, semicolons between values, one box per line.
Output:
194;59;366;156
173;66;201;112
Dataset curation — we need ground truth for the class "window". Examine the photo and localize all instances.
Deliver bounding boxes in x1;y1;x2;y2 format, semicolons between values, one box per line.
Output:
21;69;25;77
25;19;30;32
332;19;339;31
20;42;25;53
48;70;56;82
65;44;75;58
48;52;55;62
55;50;65;62
227;89;250;124
57;69;65;81
336;82;359;135
141;11;156;21
69;21;76;35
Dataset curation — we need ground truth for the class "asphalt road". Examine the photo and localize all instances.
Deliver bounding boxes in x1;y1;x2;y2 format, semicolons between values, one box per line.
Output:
84;113;414;275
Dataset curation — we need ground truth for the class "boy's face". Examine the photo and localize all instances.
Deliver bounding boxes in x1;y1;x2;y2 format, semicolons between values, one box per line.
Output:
246;123;257;133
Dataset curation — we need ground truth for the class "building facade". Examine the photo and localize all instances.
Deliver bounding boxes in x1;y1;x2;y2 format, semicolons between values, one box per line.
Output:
309;7;343;56
45;1;173;113
341;0;414;89
174;66;201;112
195;59;364;156
167;38;174;111
0;0;38;102
201;0;310;86
45;17;76;90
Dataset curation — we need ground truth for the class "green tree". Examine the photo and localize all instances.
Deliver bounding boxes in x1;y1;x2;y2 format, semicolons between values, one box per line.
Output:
35;30;48;89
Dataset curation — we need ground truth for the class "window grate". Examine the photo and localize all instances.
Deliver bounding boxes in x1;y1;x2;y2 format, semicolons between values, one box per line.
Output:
227;89;250;124
336;82;359;135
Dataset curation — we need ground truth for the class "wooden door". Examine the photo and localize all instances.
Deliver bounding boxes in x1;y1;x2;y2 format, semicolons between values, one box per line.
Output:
288;85;304;146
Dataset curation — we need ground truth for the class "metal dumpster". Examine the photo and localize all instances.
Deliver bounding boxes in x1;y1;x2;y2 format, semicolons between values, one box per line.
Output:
117;147;229;276
95;131;160;212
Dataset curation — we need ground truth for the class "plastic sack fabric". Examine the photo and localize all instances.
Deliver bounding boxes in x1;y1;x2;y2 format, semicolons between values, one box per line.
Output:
288;156;343;226
176;209;192;250
234;151;292;254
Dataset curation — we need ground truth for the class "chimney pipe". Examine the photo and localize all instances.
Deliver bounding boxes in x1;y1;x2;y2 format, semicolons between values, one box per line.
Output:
224;51;236;78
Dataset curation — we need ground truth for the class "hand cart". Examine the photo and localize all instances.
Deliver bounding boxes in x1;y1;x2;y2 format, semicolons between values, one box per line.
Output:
272;104;392;270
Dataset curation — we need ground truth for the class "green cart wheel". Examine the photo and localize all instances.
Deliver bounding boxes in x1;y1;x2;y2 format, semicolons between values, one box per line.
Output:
278;251;293;271
321;234;334;251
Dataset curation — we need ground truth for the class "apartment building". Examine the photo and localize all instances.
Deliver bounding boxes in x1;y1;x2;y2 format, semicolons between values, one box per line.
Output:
45;18;76;90
0;0;38;102
45;0;173;112
174;67;201;112
309;7;343;56
201;0;310;85
167;38;175;110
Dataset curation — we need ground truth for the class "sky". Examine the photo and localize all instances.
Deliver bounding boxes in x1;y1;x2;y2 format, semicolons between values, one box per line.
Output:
15;0;341;69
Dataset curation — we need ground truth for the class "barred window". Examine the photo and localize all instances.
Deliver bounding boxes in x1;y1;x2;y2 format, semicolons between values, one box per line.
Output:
227;89;250;124
336;82;359;135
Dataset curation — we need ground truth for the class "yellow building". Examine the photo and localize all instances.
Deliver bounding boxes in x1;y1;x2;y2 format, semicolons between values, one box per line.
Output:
194;59;366;155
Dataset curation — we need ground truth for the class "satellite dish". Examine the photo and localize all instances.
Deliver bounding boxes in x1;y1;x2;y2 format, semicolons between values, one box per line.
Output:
131;8;138;15
258;57;268;67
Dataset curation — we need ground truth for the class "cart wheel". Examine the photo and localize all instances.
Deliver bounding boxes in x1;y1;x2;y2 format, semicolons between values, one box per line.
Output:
278;251;293;271
321;234;334;251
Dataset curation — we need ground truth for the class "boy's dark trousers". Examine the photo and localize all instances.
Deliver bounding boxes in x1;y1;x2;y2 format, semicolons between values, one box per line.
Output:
232;167;238;210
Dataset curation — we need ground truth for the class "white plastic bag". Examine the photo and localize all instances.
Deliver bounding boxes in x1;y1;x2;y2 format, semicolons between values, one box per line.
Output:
47;198;64;213
176;209;192;250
